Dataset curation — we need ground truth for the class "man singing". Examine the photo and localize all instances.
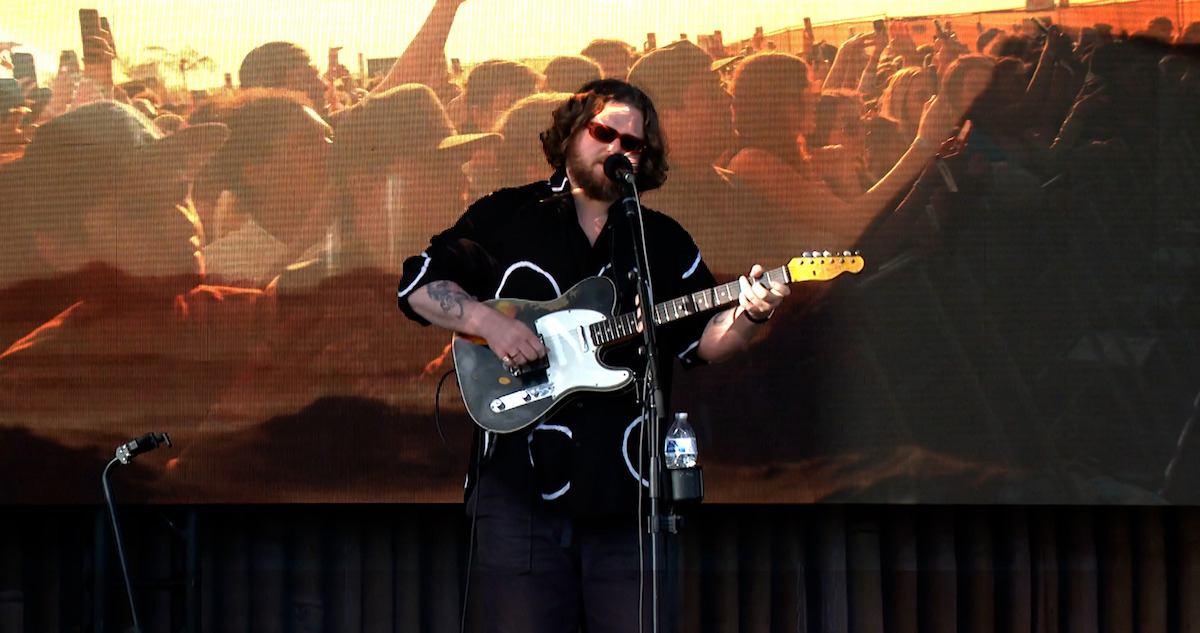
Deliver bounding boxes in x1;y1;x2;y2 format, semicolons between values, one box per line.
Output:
396;79;788;633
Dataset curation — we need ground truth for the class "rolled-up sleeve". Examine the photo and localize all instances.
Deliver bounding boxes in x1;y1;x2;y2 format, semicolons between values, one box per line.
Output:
396;188;527;325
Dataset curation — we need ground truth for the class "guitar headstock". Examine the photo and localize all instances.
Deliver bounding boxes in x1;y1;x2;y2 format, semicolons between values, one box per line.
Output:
786;251;865;282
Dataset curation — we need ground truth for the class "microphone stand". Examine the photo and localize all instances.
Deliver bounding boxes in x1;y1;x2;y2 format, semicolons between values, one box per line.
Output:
615;174;674;633
102;458;143;633
101;432;172;633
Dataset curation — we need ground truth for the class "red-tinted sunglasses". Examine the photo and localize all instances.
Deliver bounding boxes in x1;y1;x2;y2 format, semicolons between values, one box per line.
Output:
585;121;646;154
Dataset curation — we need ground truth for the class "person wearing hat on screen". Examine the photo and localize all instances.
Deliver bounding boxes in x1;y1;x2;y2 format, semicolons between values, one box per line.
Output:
626;39;750;277
0;102;267;452
0;101;226;354
395;78;789;633
0;101;228;291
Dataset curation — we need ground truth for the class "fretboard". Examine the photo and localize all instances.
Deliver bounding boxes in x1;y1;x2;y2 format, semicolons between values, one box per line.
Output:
588;265;791;347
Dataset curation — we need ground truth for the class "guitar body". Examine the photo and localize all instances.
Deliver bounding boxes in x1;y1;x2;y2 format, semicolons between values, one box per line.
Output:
452;276;634;434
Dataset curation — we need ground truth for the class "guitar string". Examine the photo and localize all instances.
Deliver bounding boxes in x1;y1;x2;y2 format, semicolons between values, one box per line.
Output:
523;263;796;358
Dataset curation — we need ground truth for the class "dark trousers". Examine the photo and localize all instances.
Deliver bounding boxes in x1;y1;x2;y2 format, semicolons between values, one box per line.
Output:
469;475;676;633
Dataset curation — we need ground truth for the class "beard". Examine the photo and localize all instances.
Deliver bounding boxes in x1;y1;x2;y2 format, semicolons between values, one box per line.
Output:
566;152;622;202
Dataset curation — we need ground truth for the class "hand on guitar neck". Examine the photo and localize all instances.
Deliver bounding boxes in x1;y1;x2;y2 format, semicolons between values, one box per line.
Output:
737;263;788;323
694;263;792;364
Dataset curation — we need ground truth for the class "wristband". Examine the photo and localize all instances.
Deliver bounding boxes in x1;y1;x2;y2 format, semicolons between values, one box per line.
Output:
744;310;772;324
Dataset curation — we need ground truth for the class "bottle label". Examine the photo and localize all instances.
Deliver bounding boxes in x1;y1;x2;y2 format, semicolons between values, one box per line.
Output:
665;437;696;467
669;438;696;455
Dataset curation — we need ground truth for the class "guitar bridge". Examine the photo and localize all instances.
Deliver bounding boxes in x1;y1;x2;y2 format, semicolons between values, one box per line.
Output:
490;383;555;413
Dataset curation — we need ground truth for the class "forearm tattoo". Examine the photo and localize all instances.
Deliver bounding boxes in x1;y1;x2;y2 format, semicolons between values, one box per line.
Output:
427;281;470;320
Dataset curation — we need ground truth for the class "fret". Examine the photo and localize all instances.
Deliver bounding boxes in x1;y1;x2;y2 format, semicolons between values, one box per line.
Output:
714;283;730;305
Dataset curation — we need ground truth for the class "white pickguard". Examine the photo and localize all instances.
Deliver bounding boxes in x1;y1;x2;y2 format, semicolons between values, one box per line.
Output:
538;308;633;396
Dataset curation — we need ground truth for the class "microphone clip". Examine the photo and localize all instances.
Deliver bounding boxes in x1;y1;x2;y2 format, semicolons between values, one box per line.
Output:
115;432;172;464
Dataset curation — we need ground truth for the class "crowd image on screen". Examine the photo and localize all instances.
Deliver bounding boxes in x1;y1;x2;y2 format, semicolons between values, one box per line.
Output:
1;0;1199;505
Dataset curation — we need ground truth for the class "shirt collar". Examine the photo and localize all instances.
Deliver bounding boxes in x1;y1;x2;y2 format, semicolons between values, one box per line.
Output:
548;168;570;193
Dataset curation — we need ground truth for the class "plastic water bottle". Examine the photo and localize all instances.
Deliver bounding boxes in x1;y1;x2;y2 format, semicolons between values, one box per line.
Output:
664;412;698;469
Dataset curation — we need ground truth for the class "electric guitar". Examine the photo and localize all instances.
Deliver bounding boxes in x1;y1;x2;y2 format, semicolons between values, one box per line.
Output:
453;253;865;433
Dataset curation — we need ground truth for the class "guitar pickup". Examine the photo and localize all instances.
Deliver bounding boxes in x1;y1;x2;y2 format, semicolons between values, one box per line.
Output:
509;355;550;377
490;383;555;412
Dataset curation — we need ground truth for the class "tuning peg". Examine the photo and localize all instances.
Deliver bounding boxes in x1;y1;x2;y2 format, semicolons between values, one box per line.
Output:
802;251;812;258
822;250;831;257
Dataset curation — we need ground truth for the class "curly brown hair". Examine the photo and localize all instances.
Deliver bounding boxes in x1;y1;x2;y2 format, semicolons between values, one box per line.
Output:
539;79;669;191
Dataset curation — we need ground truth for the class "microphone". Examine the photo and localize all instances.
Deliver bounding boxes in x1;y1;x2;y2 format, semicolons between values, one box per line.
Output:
603;154;636;186
114;432;172;464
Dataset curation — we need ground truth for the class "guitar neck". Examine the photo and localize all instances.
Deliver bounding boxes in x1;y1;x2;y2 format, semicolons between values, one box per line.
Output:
589;264;792;347
586;253;864;348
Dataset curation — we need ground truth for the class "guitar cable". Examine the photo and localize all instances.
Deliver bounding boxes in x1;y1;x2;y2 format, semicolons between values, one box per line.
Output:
434;369;459;457
434;365;484;633
460;443;482;633
635;357;653;633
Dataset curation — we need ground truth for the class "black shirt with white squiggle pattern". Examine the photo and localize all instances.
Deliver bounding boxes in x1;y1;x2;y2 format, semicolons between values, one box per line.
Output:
397;171;716;517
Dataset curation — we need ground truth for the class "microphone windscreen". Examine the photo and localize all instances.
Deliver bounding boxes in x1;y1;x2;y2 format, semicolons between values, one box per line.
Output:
603;154;634;184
